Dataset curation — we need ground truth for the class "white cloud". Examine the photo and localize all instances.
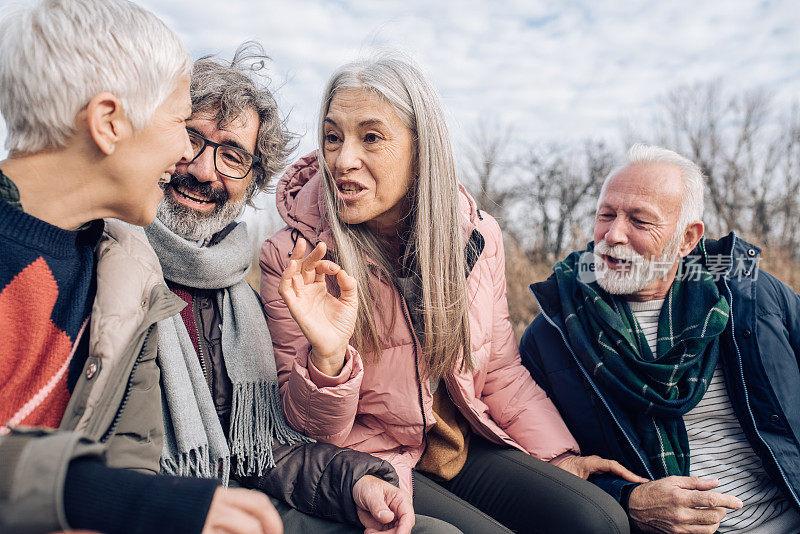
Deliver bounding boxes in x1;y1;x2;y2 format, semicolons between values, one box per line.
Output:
2;0;798;162
2;0;796;247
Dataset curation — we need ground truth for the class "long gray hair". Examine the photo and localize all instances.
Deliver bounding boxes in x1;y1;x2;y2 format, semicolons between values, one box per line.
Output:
318;54;473;380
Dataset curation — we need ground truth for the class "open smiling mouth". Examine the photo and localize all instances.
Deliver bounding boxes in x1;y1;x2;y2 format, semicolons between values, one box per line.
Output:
173;185;215;205
604;255;631;268
338;183;364;194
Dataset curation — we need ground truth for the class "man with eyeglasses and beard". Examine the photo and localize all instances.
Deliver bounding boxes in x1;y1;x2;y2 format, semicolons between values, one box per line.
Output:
145;42;459;534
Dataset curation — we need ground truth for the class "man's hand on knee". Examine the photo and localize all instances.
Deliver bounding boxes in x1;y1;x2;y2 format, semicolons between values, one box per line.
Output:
202;487;283;534
556;454;649;482
353;474;415;534
628;476;743;534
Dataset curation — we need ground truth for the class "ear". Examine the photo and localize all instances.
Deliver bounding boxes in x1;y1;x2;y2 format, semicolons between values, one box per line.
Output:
85;92;130;155
679;220;704;257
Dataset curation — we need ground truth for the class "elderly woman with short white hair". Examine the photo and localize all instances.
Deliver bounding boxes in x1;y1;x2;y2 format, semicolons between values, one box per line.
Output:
260;54;643;534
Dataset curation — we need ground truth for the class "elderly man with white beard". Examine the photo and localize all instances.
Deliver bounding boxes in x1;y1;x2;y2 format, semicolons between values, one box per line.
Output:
519;144;800;534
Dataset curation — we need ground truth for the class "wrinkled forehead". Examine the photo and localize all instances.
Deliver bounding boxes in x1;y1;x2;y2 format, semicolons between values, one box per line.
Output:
192;105;256;129
326;87;404;125
189;106;260;153
598;163;684;217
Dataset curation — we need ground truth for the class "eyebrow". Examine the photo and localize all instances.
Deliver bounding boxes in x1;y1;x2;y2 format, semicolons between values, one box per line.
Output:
628;207;660;220
597;203;661;220
187;126;248;152
358;119;385;128
323;117;386;128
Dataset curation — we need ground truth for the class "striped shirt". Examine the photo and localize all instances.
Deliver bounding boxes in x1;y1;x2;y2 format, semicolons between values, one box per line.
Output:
630;300;800;533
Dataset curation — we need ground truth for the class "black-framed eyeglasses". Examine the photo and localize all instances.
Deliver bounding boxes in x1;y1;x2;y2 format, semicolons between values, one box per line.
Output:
187;130;260;179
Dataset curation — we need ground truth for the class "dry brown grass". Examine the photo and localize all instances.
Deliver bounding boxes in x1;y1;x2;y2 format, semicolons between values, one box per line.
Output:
503;241;553;341
758;246;800;293
246;260;261;293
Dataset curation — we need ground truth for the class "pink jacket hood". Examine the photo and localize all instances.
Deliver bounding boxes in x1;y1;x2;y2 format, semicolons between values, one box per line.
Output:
274;152;329;246
261;152;579;493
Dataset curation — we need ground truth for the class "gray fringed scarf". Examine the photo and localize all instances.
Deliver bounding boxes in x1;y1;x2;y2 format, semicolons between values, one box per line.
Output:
145;218;311;485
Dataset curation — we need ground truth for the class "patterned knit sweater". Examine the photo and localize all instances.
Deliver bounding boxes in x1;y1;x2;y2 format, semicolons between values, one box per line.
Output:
0;171;99;429
0;170;219;534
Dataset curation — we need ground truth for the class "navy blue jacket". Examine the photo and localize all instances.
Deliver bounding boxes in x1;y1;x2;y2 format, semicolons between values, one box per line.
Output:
520;233;800;511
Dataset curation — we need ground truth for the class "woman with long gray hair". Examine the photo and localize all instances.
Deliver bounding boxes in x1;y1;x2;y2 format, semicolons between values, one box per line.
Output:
260;54;642;533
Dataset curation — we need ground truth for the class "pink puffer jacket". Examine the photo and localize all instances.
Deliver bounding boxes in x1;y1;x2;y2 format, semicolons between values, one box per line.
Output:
259;153;580;493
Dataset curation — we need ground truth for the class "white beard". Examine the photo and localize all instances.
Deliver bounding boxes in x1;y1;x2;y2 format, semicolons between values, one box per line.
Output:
593;232;682;295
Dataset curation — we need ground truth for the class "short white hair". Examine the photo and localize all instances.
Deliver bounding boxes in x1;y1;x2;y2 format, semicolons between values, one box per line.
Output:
0;0;191;155
600;143;705;231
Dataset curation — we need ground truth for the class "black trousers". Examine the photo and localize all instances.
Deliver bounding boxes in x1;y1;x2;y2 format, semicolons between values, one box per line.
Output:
412;436;629;534
270;497;463;533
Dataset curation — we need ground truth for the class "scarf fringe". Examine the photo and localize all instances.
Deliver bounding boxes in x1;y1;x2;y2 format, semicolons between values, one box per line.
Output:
160;445;231;486
229;381;313;478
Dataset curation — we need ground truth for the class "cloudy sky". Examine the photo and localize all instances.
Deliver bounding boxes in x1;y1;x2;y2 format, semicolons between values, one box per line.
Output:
1;0;798;237
164;0;799;153
2;0;799;156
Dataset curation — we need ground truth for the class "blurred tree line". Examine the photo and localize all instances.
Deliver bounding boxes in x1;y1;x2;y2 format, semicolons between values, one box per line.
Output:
462;82;800;336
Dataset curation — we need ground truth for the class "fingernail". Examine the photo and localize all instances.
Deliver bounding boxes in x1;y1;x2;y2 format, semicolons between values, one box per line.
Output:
377;510;393;522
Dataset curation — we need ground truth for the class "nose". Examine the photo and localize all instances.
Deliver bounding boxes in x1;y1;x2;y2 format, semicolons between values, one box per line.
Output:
178;130;194;165
184;144;219;183
334;137;363;175
602;216;628;247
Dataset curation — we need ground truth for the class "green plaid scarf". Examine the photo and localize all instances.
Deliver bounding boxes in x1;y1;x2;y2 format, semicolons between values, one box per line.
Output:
553;243;730;477
0;170;22;211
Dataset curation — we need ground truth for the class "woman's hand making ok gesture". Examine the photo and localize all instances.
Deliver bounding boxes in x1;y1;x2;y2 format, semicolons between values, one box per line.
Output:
278;240;358;376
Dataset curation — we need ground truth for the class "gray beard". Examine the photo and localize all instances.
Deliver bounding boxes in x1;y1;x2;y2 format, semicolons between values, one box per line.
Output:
594;230;683;295
157;191;247;242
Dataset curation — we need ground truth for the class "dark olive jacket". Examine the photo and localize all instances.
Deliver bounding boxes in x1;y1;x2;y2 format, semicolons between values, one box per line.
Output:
1;220;192;532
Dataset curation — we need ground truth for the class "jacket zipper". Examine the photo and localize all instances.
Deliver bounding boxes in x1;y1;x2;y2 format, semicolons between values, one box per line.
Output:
194;295;213;392
720;239;800;509
392;278;504;457
533;293;655;479
391;279;429;454
100;323;154;442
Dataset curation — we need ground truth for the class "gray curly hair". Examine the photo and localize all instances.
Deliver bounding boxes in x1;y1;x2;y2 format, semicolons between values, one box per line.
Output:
190;41;295;201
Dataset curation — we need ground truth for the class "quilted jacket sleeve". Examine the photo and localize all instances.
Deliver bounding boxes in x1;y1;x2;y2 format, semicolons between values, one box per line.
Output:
0;428;104;532
239;442;398;526
259;234;362;445
477;215;581;460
